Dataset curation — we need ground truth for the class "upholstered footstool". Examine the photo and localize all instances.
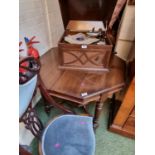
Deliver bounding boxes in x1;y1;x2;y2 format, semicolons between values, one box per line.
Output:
41;115;95;155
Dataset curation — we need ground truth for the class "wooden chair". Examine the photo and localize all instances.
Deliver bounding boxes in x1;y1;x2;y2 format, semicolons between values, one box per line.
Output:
19;57;43;154
19;57;43;138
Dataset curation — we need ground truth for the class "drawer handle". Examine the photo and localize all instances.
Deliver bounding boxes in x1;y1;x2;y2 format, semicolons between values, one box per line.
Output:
81;45;87;49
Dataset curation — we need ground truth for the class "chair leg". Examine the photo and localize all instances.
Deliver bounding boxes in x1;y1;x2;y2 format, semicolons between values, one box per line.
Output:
19;102;43;138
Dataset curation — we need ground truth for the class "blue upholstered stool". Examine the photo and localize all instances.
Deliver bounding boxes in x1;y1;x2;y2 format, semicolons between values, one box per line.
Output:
41;115;95;155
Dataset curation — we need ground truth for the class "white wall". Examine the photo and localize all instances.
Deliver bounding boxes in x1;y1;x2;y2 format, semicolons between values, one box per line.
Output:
19;0;64;145
46;0;64;47
19;0;64;56
19;0;50;56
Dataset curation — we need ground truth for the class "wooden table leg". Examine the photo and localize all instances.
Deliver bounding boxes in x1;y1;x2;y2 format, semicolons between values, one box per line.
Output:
93;94;108;129
38;77;74;114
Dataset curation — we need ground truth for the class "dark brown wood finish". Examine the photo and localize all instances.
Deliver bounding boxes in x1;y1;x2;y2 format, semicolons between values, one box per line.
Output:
58;27;113;72
40;48;125;128
58;20;113;72
128;0;135;5
38;75;74;114
58;0;125;49
93;94;108;128
19;102;43;138
59;0;118;28
58;0;119;72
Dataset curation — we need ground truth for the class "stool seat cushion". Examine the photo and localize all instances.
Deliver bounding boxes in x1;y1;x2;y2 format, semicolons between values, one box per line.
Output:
41;115;95;155
19;75;37;118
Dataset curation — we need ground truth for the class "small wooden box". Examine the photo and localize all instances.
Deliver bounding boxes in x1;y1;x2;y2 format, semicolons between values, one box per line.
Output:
58;20;113;72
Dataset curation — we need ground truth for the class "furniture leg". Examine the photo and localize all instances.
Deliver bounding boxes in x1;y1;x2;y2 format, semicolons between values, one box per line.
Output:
38;76;74;114
19;102;43;138
82;105;92;116
108;94;116;127
40;91;53;114
93;94;107;129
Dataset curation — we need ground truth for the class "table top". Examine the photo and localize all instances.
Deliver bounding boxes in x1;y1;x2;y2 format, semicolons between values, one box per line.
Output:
40;48;125;104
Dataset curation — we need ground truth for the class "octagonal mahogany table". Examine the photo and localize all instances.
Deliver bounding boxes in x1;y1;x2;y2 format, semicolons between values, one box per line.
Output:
40;48;125;128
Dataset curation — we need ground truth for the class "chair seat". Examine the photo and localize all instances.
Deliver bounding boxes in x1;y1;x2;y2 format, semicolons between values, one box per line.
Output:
19;75;37;118
41;115;95;155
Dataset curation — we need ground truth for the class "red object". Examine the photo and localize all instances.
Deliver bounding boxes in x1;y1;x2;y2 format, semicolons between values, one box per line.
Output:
19;41;28;74
27;36;40;59
27;46;39;59
19;36;40;74
19;61;28;74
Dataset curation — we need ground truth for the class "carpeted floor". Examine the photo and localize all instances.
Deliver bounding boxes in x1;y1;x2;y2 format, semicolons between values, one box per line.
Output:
30;99;135;155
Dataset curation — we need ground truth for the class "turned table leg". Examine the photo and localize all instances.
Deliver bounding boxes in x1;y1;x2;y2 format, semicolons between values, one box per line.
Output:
93;94;108;129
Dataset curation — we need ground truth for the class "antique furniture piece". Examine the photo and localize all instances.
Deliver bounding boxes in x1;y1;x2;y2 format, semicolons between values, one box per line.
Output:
19;57;43;155
58;0;128;72
108;77;135;138
58;0;122;72
59;0;118;28
39;115;95;155
40;48;125;128
58;20;113;72
19;57;43;138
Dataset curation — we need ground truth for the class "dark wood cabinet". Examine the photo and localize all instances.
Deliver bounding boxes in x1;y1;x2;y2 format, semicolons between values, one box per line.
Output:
58;0;119;72
109;78;135;138
58;21;113;72
59;0;118;28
